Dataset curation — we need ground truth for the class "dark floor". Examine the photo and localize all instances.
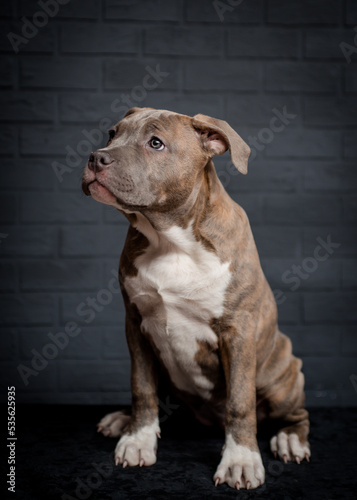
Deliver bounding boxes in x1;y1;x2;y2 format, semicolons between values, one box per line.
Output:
2;405;357;500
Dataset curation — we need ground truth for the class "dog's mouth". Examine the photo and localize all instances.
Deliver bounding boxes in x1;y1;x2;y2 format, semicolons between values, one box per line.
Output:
83;175;149;212
86;179;100;191
85;179;119;206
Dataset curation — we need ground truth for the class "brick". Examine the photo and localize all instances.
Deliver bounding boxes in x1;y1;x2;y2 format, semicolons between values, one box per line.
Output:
11;392;102;404
101;391;131;405
103;260;120;286
226;96;300;128
61;327;103;359
2;23;55;54
345;67;357;93
145;26;223;56
1;159;54;191
265;63;340;93
304;228;356;256
0;194;17;223
303;357;357;390
228;27;299;58
305;366;356;404
104;60;179;90
252;227;301;258
59;361;130;391
230;193;263;224
305;390;340;407
301;195;343;224
18;0;100;19
0;330;17;360
0;57;15;87
18;327;102;360
1;226;56;257
186;0;264;23
276;292;301;324
57;165;86;191
103;204;123;223
20;58;100;89
105;0;180;21
281;325;341;357
20;260;101;291
20;124;108;156
342;261;357;288
0;92;54;121
1;361;57;392
0;126;16;155
0;263;17;291
226;159;299;193
266;130;340;159
344;132;357;158
305;29;355;59
264;195;302;225
341;328;357;355
265;194;343;225
20;193;101;223
346;0;357;24
344;196;357;222
60;225;127;257
0;293;55;325
184;61;260;91
267;0;340;24
102;327;129;359
303;292;357;323
261;258;341;291
60;292;125;326
59;93;121;122
303;161;357;192
304;97;357;126
60;93;221;125
60;24;140;54
145;92;224;119
18;327;61;359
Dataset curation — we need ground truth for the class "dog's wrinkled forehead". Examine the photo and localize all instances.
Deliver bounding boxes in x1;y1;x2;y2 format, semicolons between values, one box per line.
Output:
113;108;189;144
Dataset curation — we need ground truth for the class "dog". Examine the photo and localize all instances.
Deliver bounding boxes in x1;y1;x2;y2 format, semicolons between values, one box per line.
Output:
82;107;310;490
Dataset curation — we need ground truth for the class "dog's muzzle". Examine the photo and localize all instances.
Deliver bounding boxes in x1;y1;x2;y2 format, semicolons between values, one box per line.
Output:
88;151;114;173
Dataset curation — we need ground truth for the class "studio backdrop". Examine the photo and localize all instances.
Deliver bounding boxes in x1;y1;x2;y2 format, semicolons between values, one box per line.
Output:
1;0;357;407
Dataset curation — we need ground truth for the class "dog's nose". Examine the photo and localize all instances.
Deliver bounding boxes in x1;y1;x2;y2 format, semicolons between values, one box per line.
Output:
88;151;114;172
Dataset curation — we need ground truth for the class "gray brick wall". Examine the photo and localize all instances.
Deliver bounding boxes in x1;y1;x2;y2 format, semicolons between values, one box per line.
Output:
1;0;356;407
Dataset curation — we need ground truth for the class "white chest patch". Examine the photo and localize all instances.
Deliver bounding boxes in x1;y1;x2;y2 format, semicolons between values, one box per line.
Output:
125;218;231;400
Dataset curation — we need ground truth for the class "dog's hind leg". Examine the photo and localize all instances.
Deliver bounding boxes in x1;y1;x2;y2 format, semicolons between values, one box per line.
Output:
257;332;311;464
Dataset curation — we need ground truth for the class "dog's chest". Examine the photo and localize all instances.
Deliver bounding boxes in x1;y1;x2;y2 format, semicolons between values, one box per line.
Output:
125;224;231;399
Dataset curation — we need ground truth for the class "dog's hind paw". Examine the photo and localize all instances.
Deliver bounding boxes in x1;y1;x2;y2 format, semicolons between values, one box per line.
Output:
97;411;130;438
270;431;311;464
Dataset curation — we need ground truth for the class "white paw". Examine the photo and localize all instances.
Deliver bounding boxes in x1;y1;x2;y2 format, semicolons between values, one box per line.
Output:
214;434;265;490
114;419;160;468
270;431;311;464
97;411;130;438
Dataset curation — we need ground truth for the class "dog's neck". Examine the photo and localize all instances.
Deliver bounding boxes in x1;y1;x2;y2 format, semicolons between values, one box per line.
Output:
122;160;232;248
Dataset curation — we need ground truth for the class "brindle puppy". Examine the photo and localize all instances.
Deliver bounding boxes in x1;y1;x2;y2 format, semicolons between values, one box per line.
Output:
82;107;310;490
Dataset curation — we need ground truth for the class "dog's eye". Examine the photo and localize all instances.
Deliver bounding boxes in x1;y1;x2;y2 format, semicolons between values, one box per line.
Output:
149;137;164;150
108;129;115;140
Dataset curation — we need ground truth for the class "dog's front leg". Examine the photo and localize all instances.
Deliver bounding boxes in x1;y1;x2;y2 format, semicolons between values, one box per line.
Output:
114;301;160;468
214;326;265;490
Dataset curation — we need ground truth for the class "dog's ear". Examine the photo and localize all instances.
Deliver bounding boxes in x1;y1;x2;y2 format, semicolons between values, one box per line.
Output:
192;114;250;175
123;107;142;118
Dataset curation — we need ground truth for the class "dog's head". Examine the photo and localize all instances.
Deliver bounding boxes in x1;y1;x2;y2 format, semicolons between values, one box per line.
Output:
82;107;250;212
